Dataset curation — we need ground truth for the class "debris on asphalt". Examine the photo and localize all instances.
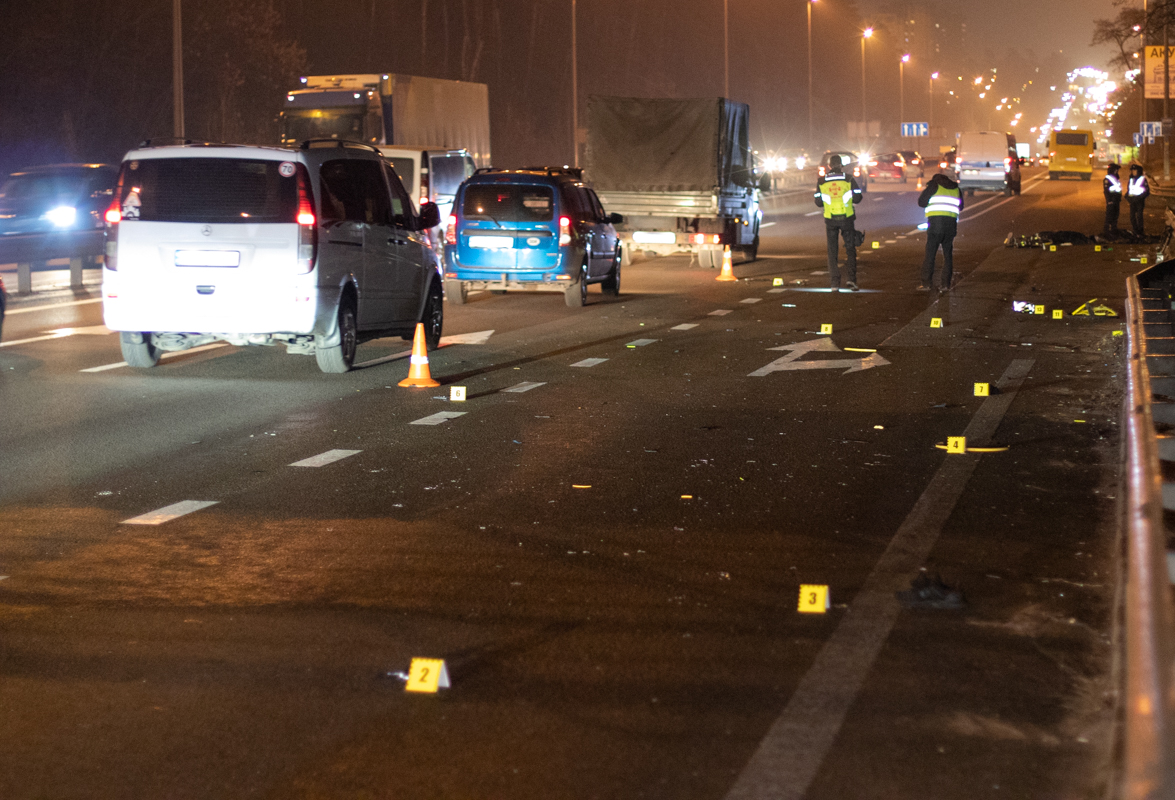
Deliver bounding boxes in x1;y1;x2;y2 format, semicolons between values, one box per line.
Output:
896;573;966;609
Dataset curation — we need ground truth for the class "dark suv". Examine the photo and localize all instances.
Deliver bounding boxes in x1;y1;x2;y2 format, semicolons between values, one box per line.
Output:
0;163;118;265
444;167;622;308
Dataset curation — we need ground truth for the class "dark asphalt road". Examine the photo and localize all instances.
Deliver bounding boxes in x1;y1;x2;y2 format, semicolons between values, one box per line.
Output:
0;168;1146;798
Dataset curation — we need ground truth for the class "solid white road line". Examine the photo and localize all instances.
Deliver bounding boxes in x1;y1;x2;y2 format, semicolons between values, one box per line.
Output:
289;449;362;468
409;411;467;426
122;500;219;525
4;297;103;316
80;343;228;372
502;381;546;393
723;358;1035;800
570;358;608;368
670;323;700;330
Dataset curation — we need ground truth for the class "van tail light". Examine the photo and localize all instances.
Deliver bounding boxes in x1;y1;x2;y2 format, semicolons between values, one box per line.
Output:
1003;156;1012;173
420;193;429;206
446;215;457;245
559;215;571;246
295;165;317;273
103;197;120;270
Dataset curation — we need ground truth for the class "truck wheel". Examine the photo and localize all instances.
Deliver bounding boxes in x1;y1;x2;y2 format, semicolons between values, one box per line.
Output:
1049;172;1059;181
445;279;467;305
565;263;588;308
602;250;621;296
120;332;160;368
316;299;357;373
745;234;760;262
421;281;443;351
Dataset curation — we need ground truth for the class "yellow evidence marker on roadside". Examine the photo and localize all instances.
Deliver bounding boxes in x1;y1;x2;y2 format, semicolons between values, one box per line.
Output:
930;317;943;328
1034;304;1045;315
405;658;451;693
1113;330;1124;336
1142;257;1149;264
820;323;833;334
1095;245;1102;252
773;277;783;286
1049;245;1057;252
1052;309;1063;320
798;584;830;613
872;241;880;249
450;386;467;402
974;382;990;397
946;436;967;454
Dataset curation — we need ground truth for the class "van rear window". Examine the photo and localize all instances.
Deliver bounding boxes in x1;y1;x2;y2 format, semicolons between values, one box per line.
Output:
430;156;473;197
463;184;553;222
118;158;297;224
1055;132;1089;147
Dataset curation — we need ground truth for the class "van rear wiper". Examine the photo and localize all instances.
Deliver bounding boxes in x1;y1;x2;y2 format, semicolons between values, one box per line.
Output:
464;212;502;228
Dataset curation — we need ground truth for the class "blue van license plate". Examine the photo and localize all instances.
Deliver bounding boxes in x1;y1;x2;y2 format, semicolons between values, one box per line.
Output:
468;236;513;249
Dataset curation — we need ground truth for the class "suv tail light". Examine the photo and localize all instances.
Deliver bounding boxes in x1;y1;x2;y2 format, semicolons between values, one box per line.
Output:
446;215;457;245
295;165;317;274
103;197;120;270
559;215;571;246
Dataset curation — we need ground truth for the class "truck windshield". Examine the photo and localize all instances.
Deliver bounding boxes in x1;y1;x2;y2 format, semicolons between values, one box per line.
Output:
280;109;365;146
463;185;553;222
117;158;298;224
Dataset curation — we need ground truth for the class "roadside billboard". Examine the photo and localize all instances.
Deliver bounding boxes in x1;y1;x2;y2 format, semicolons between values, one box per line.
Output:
1145;46;1175;98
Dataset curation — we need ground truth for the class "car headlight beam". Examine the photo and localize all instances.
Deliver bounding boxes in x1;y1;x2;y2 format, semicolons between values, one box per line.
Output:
44;206;77;228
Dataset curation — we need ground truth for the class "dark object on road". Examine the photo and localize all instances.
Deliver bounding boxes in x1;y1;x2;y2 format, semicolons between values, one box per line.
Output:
1040;230;1095;246
896;572;966;609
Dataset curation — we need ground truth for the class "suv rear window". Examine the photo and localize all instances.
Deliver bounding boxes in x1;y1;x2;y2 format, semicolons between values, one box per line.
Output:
118;158;297;224
463;184;553;222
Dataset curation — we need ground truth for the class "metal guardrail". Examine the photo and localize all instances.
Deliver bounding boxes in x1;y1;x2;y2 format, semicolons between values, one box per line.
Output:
1123;266;1175;798
0;231;103;294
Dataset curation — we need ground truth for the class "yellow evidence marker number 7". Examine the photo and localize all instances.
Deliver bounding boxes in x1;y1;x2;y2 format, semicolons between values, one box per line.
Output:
405;658;451;693
798;584;830;613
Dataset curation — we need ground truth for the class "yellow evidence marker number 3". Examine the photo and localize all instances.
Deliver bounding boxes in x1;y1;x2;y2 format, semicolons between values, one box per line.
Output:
405;658;451;693
798;584;830;614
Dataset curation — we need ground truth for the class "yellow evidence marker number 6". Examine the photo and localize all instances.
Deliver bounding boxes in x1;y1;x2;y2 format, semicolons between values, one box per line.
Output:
798;584;830;613
406;658;451;693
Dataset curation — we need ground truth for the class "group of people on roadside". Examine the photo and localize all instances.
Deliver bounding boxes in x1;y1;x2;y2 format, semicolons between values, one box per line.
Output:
814;155;1153;294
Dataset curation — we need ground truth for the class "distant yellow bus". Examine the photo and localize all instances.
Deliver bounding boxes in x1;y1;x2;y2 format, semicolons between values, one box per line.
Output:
1048;130;1094;180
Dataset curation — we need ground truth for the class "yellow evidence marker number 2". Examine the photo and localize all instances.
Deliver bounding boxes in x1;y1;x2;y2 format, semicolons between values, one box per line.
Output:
405;658;451;693
798;584;830;614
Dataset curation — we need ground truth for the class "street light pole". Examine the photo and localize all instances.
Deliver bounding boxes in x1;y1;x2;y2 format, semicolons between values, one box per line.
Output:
571;0;578;167
807;0;815;151
172;0;184;139
723;0;729;98
929;71;938;134
899;54;910;139
861;28;873;138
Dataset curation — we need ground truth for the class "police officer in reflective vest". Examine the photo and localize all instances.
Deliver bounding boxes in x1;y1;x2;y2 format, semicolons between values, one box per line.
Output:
916;170;963;291
814;155;863;291
1127;163;1150;237
1104;163;1122;236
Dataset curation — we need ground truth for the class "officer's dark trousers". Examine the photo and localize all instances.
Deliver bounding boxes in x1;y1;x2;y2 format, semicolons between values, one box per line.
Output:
920;217;957;288
824;215;857;287
1105;199;1121;234
1129;198;1147;236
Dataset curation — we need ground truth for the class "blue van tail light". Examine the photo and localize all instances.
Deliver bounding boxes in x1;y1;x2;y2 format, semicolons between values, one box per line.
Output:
446;215;457;245
559;215;571;246
296;165;317;273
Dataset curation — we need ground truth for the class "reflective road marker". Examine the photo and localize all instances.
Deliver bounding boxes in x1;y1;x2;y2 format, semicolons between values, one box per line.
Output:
723;358;1034;800
570;358;608;368
409;411;467;426
122;500;219;525
289;449;362;468
502;381;546;393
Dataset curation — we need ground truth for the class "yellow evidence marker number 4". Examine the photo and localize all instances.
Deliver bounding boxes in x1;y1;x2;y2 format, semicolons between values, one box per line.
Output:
406;658;451;693
798;584;830;614
946;436;967;454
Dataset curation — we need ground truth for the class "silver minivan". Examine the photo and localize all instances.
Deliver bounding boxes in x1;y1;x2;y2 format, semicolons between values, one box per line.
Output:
956;131;1021;196
102;140;443;373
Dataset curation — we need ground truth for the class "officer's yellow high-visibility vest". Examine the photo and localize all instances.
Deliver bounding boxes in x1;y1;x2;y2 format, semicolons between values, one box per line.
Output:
819;175;855;218
925;184;961;219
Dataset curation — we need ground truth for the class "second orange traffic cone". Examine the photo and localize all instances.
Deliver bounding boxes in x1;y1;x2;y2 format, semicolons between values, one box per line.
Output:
398;323;440;388
716;246;737;281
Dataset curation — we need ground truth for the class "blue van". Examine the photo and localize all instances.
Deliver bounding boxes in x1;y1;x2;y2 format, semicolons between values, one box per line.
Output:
443;167;622;307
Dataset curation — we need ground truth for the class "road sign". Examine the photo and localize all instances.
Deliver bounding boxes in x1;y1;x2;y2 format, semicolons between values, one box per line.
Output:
1142;121;1166;137
901;122;929;137
748;337;890;377
1135;132;1144;146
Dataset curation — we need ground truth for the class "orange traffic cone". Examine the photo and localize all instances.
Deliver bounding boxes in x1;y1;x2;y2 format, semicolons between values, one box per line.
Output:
716;246;737;281
398;323;440;388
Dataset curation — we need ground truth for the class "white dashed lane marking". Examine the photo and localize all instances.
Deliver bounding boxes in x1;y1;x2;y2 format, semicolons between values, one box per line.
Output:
4;297;102;316
289;449;362;468
502;381;546;393
767;288;787;294
409;411;467;426
570;358;608;368
626;339;658;347
670;323;699;330
740;298;762;304
122;500;219;525
804;210;822;217
81;343;228;372
708;310;733;316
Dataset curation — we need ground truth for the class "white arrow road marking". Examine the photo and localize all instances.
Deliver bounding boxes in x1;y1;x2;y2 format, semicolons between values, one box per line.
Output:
439;329;494;346
749;337;891;376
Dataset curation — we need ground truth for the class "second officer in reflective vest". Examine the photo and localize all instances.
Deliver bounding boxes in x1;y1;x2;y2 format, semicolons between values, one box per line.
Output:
1127;163;1150;237
814;155;864;291
1104;163;1123;235
916;170;964;291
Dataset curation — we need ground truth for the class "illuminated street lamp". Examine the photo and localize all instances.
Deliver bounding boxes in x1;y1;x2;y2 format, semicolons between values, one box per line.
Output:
861;27;873;133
